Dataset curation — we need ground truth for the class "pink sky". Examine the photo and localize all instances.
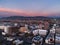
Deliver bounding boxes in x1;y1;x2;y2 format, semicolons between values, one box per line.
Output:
0;0;60;17
0;8;59;17
0;8;50;16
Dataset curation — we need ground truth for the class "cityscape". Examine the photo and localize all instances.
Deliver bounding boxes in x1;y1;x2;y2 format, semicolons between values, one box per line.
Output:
0;0;60;45
0;16;59;45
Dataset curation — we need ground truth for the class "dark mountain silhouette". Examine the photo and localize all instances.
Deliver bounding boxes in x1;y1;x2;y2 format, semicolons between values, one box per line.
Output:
0;16;52;20
0;15;60;21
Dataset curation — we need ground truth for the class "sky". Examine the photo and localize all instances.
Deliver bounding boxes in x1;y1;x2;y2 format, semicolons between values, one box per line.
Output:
0;0;60;17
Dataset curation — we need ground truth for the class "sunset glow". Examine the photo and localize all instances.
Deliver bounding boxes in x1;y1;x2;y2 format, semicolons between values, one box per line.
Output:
0;0;60;17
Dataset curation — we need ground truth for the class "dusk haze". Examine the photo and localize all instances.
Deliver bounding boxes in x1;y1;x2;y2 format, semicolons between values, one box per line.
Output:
0;0;60;17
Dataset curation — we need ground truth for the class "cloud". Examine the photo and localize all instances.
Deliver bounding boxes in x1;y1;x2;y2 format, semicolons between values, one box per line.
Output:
0;8;53;16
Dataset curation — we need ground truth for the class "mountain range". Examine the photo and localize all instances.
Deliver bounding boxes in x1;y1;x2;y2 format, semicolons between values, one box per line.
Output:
0;16;51;20
0;15;60;20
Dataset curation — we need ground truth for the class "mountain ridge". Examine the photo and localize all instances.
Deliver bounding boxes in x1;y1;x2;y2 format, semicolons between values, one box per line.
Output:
0;16;60;20
0;16;50;20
